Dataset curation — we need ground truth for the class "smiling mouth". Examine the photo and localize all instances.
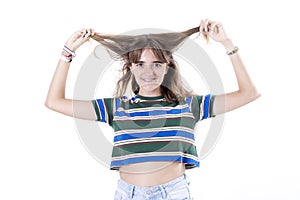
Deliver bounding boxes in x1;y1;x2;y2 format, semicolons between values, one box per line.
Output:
142;78;156;83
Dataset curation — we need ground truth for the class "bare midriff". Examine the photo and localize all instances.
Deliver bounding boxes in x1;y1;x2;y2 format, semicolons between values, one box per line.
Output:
119;161;185;187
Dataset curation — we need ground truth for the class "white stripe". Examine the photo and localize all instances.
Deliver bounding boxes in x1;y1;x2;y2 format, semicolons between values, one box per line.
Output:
115;126;194;135
114;136;195;146
112;151;182;160
117;104;189;113
199;96;205;120
138;99;165;103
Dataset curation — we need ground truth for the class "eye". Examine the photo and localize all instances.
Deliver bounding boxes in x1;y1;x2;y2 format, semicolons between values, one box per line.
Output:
153;63;162;68
134;63;143;68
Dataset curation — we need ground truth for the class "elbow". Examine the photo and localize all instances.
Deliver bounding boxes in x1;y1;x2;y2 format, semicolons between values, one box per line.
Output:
45;97;60;111
254;91;261;100
44;99;54;110
44;98;72;117
251;85;261;100
246;87;261;103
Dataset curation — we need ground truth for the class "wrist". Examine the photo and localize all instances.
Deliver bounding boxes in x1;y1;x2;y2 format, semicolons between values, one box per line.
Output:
220;38;234;51
60;45;76;63
64;43;76;52
226;46;239;56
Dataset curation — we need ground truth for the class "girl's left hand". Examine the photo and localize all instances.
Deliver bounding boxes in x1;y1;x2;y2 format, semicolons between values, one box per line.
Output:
199;19;229;43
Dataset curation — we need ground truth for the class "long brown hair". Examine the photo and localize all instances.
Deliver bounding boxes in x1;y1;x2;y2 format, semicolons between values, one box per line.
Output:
91;27;200;102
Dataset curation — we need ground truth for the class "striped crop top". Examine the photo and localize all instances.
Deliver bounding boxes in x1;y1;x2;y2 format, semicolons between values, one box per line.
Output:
92;94;215;170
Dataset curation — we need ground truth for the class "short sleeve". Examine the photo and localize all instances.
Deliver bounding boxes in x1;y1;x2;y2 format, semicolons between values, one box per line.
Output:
191;94;216;122
91;98;115;126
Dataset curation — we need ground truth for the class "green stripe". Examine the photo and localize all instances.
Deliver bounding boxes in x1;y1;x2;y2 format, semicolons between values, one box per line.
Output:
113;117;196;131
191;96;202;122
103;98;114;126
210;95;216;117
112;141;197;157
91;100;100;121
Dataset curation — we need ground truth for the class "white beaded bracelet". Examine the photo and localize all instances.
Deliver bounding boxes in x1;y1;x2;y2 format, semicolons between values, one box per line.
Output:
60;55;72;63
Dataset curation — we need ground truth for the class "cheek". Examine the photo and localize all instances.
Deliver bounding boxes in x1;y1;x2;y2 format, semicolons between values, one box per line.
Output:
130;68;138;77
131;71;142;80
131;71;142;84
158;74;166;83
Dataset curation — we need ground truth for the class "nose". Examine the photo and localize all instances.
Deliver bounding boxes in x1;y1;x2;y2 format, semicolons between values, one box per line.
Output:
142;65;156;74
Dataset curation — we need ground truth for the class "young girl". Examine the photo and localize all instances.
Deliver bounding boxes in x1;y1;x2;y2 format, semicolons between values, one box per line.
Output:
45;19;260;199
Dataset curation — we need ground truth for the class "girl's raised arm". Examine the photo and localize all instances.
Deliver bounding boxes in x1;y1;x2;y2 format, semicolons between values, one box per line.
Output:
45;28;97;121
199;20;260;115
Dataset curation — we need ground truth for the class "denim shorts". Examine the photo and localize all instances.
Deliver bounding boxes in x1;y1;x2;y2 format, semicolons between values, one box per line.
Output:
114;174;192;200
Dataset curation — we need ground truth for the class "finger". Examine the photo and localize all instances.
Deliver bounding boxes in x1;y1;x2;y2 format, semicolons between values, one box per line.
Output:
77;28;84;37
84;28;94;41
207;20;218;31
85;28;91;38
199;19;210;42
82;28;88;38
204;19;209;32
88;28;94;37
91;28;95;36
213;22;223;34
208;22;217;33
199;19;206;34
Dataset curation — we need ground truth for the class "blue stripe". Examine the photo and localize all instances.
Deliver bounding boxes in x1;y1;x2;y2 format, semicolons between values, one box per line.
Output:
186;96;192;108
96;99;107;123
182;157;200;167
115;107;190;117
113;130;195;142
202;94;211;120
110;155;199;167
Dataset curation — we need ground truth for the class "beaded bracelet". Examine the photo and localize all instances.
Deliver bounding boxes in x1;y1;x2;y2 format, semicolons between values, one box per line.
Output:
60;55;72;63
60;46;76;63
226;46;239;55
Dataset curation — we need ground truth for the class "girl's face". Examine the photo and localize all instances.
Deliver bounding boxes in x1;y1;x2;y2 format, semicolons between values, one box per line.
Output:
130;48;169;96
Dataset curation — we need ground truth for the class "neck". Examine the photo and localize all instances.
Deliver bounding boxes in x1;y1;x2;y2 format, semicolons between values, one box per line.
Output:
138;89;161;97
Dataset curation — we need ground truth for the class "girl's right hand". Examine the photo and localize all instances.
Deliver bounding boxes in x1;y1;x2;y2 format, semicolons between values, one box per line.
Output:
65;28;95;52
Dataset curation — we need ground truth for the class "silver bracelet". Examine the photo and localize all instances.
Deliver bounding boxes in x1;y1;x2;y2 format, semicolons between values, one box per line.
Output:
63;46;76;57
226;46;239;55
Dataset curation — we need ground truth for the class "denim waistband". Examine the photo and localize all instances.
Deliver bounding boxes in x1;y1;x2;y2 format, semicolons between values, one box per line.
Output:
117;174;190;198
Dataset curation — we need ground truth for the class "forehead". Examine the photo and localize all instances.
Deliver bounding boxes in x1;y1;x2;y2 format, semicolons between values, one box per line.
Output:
128;47;170;63
139;48;158;62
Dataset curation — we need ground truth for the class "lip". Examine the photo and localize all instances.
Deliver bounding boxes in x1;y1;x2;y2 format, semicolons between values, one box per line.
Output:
142;78;156;83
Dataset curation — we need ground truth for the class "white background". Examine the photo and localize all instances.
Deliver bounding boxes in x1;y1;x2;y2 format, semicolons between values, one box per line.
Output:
1;0;299;199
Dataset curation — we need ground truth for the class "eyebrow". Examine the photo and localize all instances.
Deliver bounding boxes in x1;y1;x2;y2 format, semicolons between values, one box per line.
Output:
135;61;163;64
